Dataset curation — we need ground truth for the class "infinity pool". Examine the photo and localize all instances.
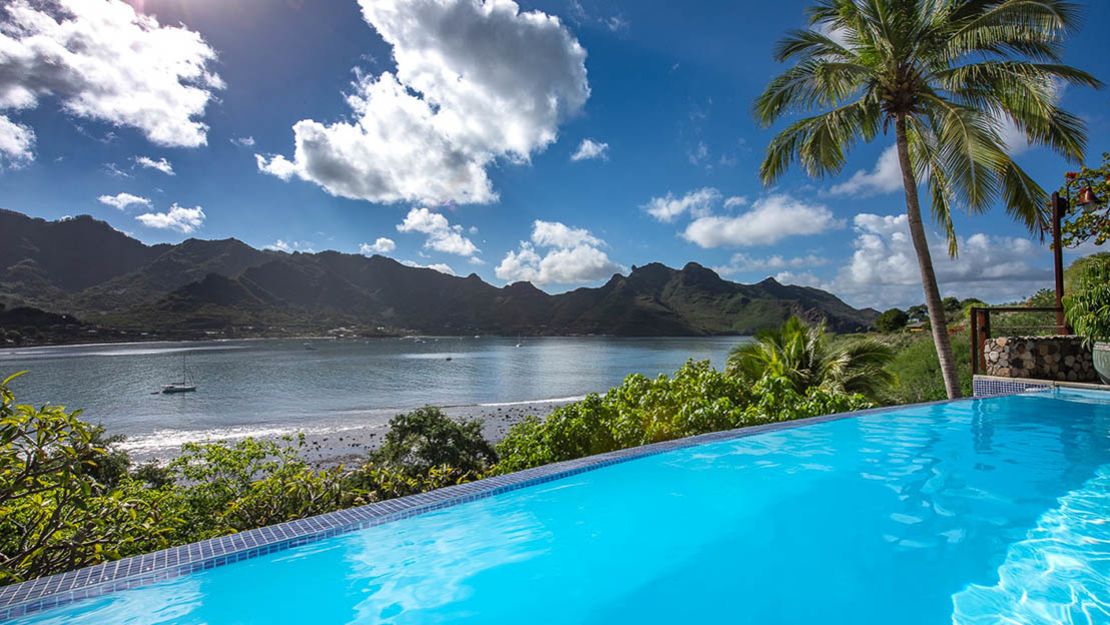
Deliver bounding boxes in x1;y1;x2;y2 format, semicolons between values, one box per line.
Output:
6;389;1110;624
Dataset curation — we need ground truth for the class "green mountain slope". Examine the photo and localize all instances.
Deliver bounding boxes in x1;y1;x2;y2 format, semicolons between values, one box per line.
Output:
0;210;876;338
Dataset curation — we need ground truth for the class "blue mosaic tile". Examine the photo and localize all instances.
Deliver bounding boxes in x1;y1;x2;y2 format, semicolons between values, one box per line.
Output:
972;375;1053;398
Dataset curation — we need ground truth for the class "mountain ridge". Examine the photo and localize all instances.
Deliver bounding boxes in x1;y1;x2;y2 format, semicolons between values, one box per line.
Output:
0;209;877;341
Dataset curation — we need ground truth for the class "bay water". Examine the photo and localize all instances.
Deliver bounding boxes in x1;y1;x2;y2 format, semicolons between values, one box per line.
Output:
0;336;742;456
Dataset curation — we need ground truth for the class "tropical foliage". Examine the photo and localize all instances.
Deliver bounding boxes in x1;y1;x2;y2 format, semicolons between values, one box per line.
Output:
874;308;909;333
726;317;894;401
371;406;496;477
0;393;480;584
1061;152;1110;248
1063;254;1110;345
0;372;178;584
494;359;872;473
757;0;1099;399
881;332;973;404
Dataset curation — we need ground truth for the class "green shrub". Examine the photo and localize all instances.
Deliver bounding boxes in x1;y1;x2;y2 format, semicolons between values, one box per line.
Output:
495;359;871;473
372;406;497;475
883;333;972;404
0;373;180;583
874;308;908;332
1064;254;1110;346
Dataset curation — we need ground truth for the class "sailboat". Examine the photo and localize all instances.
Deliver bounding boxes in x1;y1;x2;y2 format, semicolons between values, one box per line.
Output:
162;353;197;394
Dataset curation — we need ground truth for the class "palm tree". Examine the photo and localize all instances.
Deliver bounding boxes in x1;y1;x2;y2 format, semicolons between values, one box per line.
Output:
756;0;1100;398
727;316;895;400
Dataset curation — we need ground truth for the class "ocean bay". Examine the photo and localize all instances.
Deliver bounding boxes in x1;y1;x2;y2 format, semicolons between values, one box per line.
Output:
0;336;742;459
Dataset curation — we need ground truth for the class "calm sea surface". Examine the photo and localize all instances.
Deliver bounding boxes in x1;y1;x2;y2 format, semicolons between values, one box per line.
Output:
0;336;742;453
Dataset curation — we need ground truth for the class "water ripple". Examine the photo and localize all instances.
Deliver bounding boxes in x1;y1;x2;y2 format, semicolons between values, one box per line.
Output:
952;466;1110;625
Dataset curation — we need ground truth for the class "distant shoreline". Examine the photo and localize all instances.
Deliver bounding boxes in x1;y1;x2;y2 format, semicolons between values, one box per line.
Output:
1;332;748;352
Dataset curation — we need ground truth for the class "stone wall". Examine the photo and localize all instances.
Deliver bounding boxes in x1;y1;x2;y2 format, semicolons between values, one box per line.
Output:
982;336;1097;382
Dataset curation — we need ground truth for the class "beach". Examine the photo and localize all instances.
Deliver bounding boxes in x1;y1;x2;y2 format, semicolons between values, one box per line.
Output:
125;398;574;467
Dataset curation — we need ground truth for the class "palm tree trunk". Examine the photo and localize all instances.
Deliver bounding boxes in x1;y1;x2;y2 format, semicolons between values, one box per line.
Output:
893;115;962;399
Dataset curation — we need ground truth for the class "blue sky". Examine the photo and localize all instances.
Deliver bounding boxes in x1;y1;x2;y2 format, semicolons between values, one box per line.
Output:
1;0;1108;309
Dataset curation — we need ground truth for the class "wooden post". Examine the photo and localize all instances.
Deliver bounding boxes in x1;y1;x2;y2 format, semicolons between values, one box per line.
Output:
1052;192;1067;334
970;308;978;375
972;308;990;375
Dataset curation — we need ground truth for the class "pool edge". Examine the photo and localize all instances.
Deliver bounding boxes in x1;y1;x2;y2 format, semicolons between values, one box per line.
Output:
0;393;1048;621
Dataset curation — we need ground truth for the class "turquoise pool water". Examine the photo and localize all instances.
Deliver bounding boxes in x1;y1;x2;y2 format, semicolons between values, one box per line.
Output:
8;390;1110;624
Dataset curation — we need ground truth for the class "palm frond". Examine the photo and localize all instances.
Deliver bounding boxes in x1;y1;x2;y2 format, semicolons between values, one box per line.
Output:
759;100;881;183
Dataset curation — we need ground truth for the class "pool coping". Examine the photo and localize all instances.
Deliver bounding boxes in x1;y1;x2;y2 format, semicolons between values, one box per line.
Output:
0;390;1081;621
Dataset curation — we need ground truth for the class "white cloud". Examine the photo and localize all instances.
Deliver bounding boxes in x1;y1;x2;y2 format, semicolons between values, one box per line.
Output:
998;119;1031;156
400;259;455;275
531;221;602;248
683;194;840;248
829;145;901;197
723;195;748;208
643;187;721;223
715;252;827;277
0;114;34;167
496;219;621;286
258;0;589;206
571;138;609;161
0;0;222;148
135;203;205;234
97;192;150;210
773;271;823;288
360;237;396;255
134;156;174;175
230;136;255;148
396;207;480;258
264;239;314;253
825;213;1052;308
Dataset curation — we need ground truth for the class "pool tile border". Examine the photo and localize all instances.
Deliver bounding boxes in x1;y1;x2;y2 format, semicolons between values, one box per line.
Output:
0;392;1077;621
971;374;1108;398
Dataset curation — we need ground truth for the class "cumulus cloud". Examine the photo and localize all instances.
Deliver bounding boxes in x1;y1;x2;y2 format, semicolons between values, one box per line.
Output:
829;146;901;197
97;192;150;210
230;136;255;148
135;203;205;234
643;187;721;223
396;207;480;259
134;156;174;175
0;115;34;167
683;194;840;248
258;0;589;206
496;219;621;286
360;237;396;255
821;213;1052;308
400;259;455;275
0;0;222;154
571;138;609;161
715;252;828;277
